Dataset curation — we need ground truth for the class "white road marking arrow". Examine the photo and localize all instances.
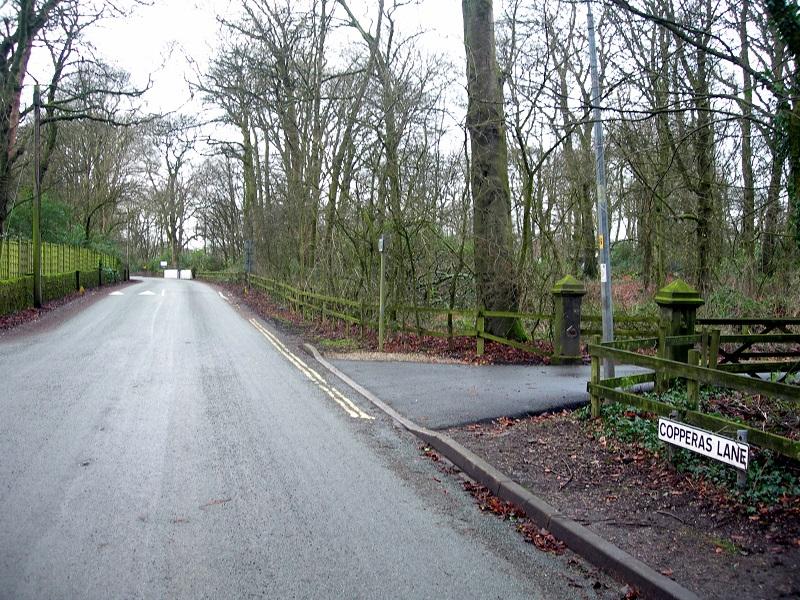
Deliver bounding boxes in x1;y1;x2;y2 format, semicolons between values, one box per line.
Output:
109;291;124;296
138;291;156;296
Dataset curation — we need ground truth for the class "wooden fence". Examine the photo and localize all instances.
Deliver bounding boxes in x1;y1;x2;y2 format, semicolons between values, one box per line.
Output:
0;236;119;280
588;322;800;461
198;271;661;359
200;271;799;459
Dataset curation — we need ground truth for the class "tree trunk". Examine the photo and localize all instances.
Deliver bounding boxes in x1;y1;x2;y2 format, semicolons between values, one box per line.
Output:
762;140;784;274
693;44;715;294
462;0;524;340
739;0;755;288
240;115;257;244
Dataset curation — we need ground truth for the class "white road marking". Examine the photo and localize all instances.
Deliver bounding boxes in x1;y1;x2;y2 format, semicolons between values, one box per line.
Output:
109;291;124;296
249;318;373;420
139;291;155;296
218;291;228;301
161;289;165;297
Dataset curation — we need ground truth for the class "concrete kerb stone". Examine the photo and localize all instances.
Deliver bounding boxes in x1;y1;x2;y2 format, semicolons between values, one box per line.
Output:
303;343;700;600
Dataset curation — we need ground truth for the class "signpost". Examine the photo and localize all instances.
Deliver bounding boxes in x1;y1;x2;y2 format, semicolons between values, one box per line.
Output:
658;418;750;471
378;234;387;352
244;240;254;292
244;240;254;274
160;260;168;269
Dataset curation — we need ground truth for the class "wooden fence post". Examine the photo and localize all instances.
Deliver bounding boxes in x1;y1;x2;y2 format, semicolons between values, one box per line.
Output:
700;329;709;367
687;349;700;409
476;310;485;357
590;337;601;418
360;299;366;340
709;329;720;369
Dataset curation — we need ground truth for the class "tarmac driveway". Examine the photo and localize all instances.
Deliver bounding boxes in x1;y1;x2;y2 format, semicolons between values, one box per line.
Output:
328;359;648;429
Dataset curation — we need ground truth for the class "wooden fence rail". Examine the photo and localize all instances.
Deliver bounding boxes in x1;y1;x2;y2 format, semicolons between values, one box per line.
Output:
588;335;800;461
0;236;119;280
197;272;658;356
199;271;658;358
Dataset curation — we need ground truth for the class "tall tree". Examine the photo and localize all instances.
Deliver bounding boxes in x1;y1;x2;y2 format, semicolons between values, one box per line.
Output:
145;117;200;268
0;0;61;234
0;0;145;235
462;0;524;339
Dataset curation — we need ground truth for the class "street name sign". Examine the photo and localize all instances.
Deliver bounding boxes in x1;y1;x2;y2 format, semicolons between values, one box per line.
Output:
658;418;749;470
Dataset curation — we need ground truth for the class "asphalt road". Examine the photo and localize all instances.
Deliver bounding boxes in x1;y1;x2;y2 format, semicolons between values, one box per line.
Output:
330;360;649;429
0;277;616;599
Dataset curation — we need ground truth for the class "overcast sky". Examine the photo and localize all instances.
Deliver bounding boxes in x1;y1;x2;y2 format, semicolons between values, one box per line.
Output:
85;0;467;117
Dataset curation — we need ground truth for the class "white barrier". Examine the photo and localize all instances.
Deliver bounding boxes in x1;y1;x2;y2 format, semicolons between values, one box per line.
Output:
163;269;193;280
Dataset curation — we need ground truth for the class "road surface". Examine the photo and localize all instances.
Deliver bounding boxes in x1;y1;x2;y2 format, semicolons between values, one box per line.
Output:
329;360;644;429
0;277;615;599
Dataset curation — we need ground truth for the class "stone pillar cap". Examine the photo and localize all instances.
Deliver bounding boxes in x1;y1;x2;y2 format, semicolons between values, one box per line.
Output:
551;275;587;296
654;279;704;307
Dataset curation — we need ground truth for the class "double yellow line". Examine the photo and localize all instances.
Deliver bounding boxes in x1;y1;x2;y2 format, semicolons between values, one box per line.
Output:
249;318;373;420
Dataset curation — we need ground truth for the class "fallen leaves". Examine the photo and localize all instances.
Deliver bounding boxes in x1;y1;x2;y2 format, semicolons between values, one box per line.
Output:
517;522;567;554
422;446;441;462
458;480;567;555
462;482;526;520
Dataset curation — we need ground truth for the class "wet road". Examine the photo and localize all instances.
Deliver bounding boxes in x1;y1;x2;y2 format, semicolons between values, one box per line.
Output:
0;277;613;599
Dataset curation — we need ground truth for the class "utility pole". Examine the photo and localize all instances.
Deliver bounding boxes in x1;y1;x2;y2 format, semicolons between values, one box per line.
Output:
587;1;614;377
32;85;43;308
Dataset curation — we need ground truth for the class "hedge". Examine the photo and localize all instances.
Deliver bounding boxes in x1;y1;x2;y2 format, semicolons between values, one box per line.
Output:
79;269;100;290
0;276;33;315
0;267;120;317
42;272;77;303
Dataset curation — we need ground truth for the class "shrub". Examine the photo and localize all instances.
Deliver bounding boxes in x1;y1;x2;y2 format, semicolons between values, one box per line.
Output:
42;272;76;303
0;276;32;315
79;269;100;289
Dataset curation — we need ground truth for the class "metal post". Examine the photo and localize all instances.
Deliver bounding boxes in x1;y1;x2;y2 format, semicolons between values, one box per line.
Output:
378;234;386;352
667;411;680;465
32;85;42;308
737;430;748;489
587;2;614;377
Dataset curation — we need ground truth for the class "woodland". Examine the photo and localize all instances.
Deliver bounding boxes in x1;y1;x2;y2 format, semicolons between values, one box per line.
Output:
2;0;800;330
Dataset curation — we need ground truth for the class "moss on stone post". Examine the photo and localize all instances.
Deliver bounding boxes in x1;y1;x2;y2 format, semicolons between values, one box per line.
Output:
655;279;704;392
551;275;587;365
